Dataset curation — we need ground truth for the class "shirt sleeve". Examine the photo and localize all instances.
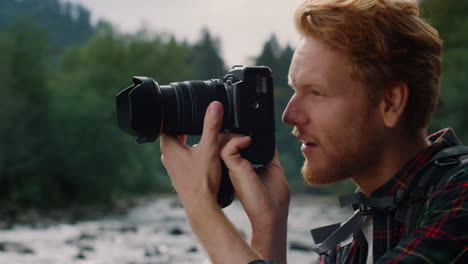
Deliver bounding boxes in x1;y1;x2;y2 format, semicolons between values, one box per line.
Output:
376;167;468;263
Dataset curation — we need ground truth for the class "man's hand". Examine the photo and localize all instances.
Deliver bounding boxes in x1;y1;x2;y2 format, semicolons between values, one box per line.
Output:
160;101;224;209
160;101;262;264
221;138;290;263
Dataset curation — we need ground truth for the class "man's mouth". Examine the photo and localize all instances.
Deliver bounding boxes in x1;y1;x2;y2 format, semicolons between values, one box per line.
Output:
297;136;316;145
300;140;317;153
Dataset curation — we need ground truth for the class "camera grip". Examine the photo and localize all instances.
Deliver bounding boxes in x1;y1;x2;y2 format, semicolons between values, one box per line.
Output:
240;133;275;165
217;161;235;208
217;133;275;208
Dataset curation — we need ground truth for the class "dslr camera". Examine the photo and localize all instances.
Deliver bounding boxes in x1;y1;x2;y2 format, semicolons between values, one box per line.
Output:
116;66;275;207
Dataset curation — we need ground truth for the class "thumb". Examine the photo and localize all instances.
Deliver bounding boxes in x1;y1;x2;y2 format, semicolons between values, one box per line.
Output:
199;101;224;147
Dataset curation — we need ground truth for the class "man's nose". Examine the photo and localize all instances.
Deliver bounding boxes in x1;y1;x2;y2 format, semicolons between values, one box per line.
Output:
282;95;308;126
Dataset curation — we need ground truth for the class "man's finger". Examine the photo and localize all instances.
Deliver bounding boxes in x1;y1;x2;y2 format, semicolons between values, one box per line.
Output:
178;135;188;144
160;133;188;155
221;136;252;171
199;101;224;148
221;136;265;201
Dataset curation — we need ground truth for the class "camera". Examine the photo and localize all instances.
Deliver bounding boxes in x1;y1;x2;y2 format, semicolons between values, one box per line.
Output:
116;66;276;207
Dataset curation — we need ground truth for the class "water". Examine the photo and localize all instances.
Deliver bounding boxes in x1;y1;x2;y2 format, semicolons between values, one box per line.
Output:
0;196;351;264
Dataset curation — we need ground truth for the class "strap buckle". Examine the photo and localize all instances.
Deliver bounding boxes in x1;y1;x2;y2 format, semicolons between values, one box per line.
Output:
359;203;374;216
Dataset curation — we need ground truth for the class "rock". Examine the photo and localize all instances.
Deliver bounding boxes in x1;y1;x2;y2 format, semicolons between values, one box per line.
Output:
99;223;138;233
169;227;184;235
160;216;186;223
144;245;168;257
79;232;97;241
289;241;315;252
119;224;138;233
0;221;13;230
144;247;161;257
187;246;198;253
75;250;87;259
169;199;183;208
0;241;35;254
79;244;95;252
113;199;137;213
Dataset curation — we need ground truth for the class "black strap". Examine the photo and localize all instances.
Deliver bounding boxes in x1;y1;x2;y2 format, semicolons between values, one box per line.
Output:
411;146;468;176
341;146;468;212
311;210;368;255
354;227;368;262
311;223;341;244
310;145;468;255
401;153;468;235
339;192;395;209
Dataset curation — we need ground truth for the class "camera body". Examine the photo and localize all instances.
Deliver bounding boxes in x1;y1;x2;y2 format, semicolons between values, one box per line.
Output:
216;66;276;164
116;66;275;207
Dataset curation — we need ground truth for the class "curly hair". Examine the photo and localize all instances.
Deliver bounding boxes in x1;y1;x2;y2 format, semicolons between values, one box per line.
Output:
295;0;443;133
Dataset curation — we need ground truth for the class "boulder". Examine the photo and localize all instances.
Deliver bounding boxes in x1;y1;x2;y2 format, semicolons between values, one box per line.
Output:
0;241;35;254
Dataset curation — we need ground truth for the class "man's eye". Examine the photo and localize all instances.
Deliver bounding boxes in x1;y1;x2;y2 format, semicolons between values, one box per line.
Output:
311;90;323;96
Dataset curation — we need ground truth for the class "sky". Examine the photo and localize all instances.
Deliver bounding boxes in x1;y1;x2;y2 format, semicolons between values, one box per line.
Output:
68;0;303;67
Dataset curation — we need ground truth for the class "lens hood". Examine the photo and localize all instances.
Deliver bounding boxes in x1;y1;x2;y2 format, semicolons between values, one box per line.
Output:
116;77;163;144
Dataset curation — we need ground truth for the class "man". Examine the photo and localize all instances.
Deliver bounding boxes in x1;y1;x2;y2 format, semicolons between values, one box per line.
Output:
160;0;468;263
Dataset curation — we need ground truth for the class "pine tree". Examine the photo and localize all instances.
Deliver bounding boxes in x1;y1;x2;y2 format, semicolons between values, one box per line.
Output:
188;28;226;79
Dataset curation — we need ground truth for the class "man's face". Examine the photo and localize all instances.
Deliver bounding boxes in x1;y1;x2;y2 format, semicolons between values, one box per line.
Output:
282;36;386;185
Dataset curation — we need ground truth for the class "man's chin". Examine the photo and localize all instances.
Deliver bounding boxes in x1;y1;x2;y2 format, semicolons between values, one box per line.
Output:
301;161;349;186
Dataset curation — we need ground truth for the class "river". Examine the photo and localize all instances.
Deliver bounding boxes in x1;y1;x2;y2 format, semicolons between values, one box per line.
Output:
0;195;351;264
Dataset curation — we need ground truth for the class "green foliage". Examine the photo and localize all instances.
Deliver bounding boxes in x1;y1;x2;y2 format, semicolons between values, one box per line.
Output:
187;28;227;79
46;23;199;204
0;13;230;206
0;0;94;54
423;0;468;143
0;20;52;205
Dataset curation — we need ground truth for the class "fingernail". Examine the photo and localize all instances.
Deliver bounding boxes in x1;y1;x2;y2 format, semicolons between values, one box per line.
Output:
208;102;222;114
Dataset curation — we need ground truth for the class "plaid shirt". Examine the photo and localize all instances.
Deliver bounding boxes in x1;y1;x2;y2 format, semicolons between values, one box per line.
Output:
252;128;468;264
319;128;468;264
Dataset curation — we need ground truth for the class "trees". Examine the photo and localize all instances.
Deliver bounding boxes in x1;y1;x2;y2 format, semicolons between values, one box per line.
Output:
0;20;53;204
423;0;468;143
0;15;229;205
0;0;94;55
187;28;227;79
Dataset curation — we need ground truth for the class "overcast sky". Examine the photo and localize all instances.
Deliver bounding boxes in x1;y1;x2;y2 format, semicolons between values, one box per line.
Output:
68;0;303;67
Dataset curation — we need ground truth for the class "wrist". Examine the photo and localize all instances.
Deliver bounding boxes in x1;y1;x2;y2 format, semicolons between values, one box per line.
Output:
251;208;288;233
183;194;220;219
251;216;288;263
182;197;261;264
176;183;218;211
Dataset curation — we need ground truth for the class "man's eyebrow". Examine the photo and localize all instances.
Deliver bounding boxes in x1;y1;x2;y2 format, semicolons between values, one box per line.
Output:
288;78;322;90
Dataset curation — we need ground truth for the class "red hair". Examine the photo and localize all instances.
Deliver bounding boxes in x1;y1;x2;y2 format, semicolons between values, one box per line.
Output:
295;0;443;133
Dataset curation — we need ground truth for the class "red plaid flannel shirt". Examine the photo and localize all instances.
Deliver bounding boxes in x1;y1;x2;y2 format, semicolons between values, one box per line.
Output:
319;128;468;263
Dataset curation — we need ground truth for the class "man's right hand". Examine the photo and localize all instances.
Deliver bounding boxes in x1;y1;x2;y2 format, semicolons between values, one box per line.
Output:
221;138;290;263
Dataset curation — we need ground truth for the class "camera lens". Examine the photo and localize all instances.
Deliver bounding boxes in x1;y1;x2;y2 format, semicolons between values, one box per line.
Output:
116;77;229;143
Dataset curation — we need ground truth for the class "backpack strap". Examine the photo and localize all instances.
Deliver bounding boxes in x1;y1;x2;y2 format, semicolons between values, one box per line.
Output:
310;210;368;255
309;145;468;255
396;148;468;235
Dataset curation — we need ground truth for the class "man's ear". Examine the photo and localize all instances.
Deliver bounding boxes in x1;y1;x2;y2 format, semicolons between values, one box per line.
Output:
379;82;409;128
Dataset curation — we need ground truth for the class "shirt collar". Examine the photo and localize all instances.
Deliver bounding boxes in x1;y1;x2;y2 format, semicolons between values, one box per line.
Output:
370;128;463;197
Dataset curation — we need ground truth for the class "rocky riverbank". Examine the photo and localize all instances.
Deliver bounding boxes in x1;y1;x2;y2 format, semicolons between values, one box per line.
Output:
0;195;350;264
0;199;137;230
